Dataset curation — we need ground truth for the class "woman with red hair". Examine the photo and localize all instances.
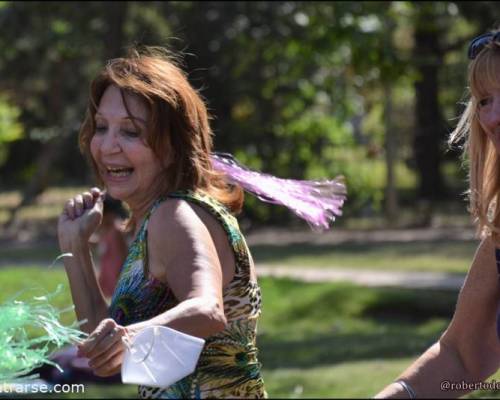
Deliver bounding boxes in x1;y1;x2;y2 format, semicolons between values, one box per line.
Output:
58;46;345;398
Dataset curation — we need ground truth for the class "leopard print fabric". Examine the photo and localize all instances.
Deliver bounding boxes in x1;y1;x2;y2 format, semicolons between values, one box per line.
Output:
109;190;266;399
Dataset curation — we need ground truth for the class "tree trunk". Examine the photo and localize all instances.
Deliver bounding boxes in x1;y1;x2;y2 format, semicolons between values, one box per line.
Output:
413;9;446;200
412;6;447;225
104;2;128;59
384;83;398;223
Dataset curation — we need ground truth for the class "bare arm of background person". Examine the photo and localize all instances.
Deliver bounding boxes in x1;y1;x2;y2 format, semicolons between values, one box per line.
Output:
375;237;500;398
57;187;109;333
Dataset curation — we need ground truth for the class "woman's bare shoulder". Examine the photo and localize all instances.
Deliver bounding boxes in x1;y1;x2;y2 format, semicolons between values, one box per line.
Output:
146;197;234;285
468;235;497;278
147;198;209;246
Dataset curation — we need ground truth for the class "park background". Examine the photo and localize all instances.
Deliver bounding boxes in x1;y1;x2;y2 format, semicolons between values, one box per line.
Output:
1;1;500;398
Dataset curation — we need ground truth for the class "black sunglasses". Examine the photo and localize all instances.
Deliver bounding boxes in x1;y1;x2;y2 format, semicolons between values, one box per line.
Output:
468;31;500;60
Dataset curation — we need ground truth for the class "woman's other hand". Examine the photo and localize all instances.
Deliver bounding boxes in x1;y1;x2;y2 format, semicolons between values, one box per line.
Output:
77;318;136;377
58;187;104;251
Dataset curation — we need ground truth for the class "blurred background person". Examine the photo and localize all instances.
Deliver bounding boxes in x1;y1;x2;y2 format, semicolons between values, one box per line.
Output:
90;193;129;300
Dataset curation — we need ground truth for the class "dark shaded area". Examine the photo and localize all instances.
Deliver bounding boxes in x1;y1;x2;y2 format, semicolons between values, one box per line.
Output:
258;278;458;370
258;329;441;370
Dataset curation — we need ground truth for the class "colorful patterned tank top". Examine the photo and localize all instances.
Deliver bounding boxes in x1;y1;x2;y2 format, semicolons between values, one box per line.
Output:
109;190;266;399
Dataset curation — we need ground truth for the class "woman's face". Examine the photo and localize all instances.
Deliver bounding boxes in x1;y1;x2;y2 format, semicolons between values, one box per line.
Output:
478;89;500;152
90;85;164;208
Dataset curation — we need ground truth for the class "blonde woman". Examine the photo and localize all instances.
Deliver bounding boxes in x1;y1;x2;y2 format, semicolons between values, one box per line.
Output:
376;29;500;399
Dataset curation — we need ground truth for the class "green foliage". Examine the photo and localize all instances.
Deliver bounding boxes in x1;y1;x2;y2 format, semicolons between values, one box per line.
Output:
0;95;23;142
1;1;499;221
0;95;23;168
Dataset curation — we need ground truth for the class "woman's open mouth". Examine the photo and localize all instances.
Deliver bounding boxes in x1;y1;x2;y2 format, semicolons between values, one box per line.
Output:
107;166;134;177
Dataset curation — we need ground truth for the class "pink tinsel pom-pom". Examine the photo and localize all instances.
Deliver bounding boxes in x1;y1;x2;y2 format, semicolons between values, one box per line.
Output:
211;153;347;231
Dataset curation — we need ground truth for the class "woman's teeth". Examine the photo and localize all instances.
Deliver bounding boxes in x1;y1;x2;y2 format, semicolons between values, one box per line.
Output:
107;167;133;177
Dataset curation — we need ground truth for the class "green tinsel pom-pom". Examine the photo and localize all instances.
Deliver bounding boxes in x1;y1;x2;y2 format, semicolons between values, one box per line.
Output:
0;284;87;382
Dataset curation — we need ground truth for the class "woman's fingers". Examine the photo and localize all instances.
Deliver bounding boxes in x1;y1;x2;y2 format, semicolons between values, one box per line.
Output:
79;319;116;355
79;319;129;361
82;191;93;209
88;326;126;360
77;318;136;378
74;194;84;217
63;188;104;220
89;338;124;371
90;187;102;199
64;198;76;220
93;351;124;377
78;319;129;377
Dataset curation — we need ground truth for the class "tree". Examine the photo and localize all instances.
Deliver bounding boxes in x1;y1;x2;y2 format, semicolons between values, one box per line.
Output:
0;2;130;228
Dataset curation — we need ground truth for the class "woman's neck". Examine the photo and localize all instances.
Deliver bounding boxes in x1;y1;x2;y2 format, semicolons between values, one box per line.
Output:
127;184;170;237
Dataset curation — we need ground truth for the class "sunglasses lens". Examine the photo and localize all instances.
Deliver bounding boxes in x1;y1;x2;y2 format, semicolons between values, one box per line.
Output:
468;33;494;59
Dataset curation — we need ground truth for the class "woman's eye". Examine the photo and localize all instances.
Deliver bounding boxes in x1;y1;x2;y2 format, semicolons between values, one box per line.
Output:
478;97;492;107
95;126;107;133
122;129;140;138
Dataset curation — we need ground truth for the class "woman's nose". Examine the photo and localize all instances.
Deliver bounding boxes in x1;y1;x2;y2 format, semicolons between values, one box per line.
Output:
100;129;121;154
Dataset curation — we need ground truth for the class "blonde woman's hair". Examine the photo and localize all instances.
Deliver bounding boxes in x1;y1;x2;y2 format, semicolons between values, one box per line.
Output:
449;30;500;243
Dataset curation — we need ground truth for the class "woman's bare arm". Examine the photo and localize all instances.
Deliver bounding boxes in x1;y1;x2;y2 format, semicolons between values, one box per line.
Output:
128;198;234;338
376;236;500;398
58;188;109;333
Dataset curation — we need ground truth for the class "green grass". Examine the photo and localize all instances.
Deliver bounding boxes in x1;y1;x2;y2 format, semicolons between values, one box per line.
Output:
0;238;478;274
262;358;416;398
0;268;497;398
257;278;454;374
262;361;500;399
258;278;499;398
0;268;459;398
0;267;78;333
251;239;477;273
0;246;60;265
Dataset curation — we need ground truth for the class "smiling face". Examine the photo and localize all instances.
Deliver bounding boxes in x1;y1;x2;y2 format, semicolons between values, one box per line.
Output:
470;47;500;153
477;90;500;151
90;85;165;211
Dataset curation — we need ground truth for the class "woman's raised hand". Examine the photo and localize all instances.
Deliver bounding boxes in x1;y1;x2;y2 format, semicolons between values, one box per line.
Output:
58;187;104;251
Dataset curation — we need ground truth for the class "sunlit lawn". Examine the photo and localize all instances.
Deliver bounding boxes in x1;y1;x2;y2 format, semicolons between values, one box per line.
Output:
250;239;477;273
0;239;478;274
1;267;499;398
